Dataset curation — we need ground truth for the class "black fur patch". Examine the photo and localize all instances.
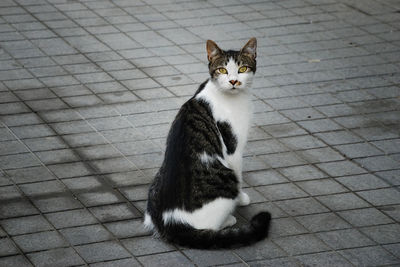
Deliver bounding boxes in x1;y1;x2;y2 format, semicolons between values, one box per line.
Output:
217;121;237;155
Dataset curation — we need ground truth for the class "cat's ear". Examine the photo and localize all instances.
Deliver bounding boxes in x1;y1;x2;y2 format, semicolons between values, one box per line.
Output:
241;37;257;59
206;40;223;62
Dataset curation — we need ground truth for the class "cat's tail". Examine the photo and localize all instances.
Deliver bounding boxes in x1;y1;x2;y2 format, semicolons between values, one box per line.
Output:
163;212;271;249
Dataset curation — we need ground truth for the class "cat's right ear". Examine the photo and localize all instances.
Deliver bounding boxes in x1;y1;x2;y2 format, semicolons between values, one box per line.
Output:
206;40;222;62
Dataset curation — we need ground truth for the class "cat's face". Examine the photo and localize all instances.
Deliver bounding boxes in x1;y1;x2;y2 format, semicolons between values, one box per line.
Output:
206;38;257;94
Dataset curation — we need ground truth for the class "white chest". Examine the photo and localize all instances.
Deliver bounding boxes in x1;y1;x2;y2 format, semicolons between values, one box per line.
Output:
196;81;252;157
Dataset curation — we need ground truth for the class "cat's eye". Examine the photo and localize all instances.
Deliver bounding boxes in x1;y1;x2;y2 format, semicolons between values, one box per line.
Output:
218;68;227;74
238;66;248;73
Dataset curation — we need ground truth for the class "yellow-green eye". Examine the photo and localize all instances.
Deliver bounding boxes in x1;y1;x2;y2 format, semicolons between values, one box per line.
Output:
218;68;227;74
238;66;248;73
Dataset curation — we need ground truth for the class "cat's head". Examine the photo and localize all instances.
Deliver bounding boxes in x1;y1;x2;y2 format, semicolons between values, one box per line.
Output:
206;38;257;94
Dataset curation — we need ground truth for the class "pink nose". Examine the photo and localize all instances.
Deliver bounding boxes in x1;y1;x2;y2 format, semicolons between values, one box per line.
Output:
229;80;237;85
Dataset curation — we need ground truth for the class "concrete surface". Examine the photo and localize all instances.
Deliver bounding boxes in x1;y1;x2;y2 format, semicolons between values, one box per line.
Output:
0;0;399;266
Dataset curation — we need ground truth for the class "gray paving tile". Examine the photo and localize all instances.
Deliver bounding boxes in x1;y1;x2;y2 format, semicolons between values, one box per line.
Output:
0;215;52;235
295;252;352;267
183;249;241;266
233;239;286;261
335;174;390;191
45;209;97;229
296;213;350;232
317;193;370;211
248;257;299;267
0;255;32;267
258;183;307;201
274;234;329;256
104;219;150;238
122;236;175;256
244;170;288;186
279;165;327;181
316;161;367;177
89;203;141;222
357;188;400;206
75;241;131;263
13;230;67;252
138;251;194;267
275;197;329;216
89;257;141;267
60;224;112;245
360;224;400;244
269;217;308;238
337;207;394;227
296;179;348;196
339;246;400;266
0;237;19;257
27;247;84;267
317;229;375;250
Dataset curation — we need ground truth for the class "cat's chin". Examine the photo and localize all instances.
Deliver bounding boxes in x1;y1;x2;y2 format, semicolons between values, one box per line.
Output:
221;87;248;95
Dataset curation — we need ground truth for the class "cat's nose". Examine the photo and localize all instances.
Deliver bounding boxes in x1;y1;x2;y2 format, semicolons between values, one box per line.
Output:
229;80;237;85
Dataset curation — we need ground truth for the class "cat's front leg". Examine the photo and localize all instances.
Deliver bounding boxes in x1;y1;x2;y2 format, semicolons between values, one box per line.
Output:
238;191;250;206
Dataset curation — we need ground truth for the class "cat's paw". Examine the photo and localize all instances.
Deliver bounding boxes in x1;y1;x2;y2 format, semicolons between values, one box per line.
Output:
238;192;250;206
221;215;237;229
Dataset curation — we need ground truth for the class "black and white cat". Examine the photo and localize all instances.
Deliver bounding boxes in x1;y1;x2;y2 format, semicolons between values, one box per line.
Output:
144;38;271;249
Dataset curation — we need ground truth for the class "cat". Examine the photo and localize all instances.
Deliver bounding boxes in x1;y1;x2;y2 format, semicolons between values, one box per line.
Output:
144;38;271;249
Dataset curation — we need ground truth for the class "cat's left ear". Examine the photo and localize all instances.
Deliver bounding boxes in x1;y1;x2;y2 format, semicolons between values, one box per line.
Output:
241;37;257;59
206;40;223;62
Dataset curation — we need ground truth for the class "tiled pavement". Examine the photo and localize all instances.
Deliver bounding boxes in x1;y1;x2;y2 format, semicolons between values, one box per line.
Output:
0;0;399;266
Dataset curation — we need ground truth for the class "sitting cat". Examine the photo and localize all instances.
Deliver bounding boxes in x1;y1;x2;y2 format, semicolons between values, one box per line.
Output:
144;38;271;249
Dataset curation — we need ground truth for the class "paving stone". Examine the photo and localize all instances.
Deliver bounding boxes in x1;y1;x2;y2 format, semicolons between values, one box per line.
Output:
316;161;367;177
182;249;241;266
335;174;390;191
339;246;400;266
279;165;327;181
0;237;19;257
248;257;299;267
0;215;52;235
13;230;67;252
60;224;112;245
1;0;400;266
296;212;350;232
0;255;32;267
244;169;288;186
317;229;375;250
31;194;83;213
104;218;150;238
296;179;348;196
269;217;308;238
275;197;328;216
295;251;352;267
45;209;98;229
122;236;175;256
360;224;400;244
337;207;394;227
274;234;329;256
89;258;141;267
89;203;141;222
357;188;400;206
138;251;193;267
317;193;370;211
27;247;85;267
258;183;307;201
0;200;39;219
75;241;131;263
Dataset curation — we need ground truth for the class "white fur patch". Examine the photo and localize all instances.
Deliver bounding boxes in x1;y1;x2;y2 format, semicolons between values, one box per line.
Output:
196;79;252;182
199;151;215;165
162;197;236;230
143;212;155;231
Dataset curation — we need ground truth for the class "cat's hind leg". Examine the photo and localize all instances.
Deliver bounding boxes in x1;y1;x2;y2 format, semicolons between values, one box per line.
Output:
220;215;237;229
238;191;250;206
